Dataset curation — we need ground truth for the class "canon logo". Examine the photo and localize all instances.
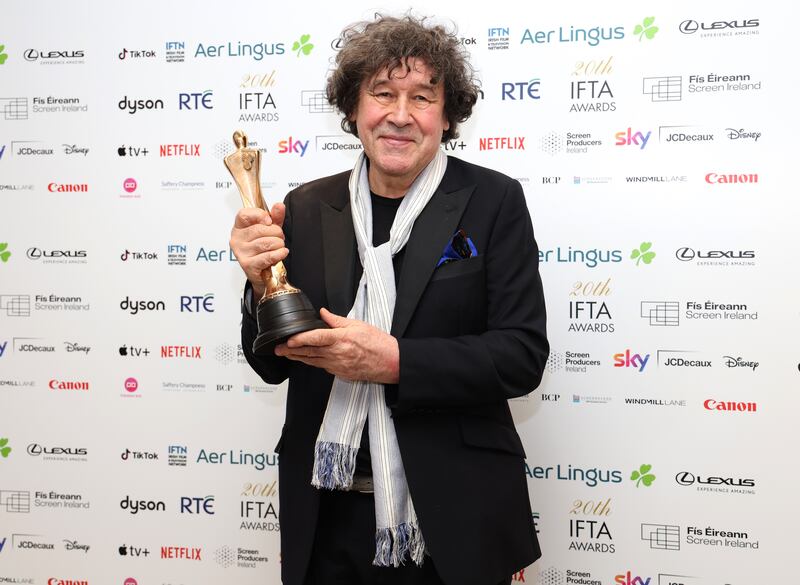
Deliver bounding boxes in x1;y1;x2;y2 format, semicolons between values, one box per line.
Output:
704;399;757;413
705;173;758;184
48;183;88;193
49;379;89;391
48;580;88;585
675;471;755;487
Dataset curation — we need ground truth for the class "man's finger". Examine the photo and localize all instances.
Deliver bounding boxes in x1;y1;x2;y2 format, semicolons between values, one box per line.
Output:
319;307;350;328
270;203;286;229
284;328;337;348
234;207;271;228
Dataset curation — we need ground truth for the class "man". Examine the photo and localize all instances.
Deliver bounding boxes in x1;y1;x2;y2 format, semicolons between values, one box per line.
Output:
230;15;548;585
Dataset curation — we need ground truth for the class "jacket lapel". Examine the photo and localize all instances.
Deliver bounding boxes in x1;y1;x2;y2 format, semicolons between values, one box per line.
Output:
320;193;358;317
391;179;475;338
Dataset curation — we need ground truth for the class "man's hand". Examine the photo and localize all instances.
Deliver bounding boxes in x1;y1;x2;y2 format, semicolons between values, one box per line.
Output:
275;308;400;384
229;203;288;298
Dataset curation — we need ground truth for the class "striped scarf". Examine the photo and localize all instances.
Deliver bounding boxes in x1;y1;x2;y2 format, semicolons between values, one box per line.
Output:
311;149;447;566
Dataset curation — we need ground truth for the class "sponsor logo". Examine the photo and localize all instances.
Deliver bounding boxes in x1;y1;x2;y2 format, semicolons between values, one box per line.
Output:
521;23;626;47
540;130;603;155
675;471;755;494
615;128;651;149
640;301;679;326
540;247;622;268
0;437;11;459
658;125;714;143
117;145;149;156
120;495;166;514
677;247;755;266
630;464;656;488
194;41;285;60
487;27;511;51
121;449;158;461
277;137;309;156
63;539;90;553
501;79;541;100
0;294;31;317
118;543;150;556
613;350;649;371
120;297;165;315
688;73;761;94
722;355;758;370
726;127;761;142
656;350;711;369
685;301;758;321
569;79;615;113
161;546;202;560
159;143;200;156
118;95;164;115
123;377;139;395
569;498;614;554
643;76;682;102
0;490;31;512
62;144;89;156
0;96;29;120
24;49;84;63
34;490;90;510
703;399;757;413
168;445;188;467
119;345;150;357
525;463;623;486
161;345;202;359
180;294;214;313
119;48;157;59
685;525;759;549
291;34;314;57
567;277;614;334
479;137;525;151
165;41;185;63
120;249;157;261
641;523;680;550
180;496;214;514
27;443;88;462
12;140;54;156
167;244;187;265
614;572;652;585
26;247;87;264
178;90;213;110
48;379;89;391
624;398;686;407
196;448;278;471
214;544;269;568
47;182;88;193
301;89;333;114
705;172;758;184
679;19;759;37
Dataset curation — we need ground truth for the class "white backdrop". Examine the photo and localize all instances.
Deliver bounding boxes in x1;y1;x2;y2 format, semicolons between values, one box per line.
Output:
1;1;797;584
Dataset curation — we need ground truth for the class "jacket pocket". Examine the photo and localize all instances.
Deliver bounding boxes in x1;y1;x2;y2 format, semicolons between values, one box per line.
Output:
459;415;526;458
430;255;484;282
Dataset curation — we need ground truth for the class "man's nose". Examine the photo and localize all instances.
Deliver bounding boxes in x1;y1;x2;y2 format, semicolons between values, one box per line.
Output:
386;95;412;126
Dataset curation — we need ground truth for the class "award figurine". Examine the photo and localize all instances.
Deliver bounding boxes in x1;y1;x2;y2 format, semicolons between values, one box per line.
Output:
225;130;326;354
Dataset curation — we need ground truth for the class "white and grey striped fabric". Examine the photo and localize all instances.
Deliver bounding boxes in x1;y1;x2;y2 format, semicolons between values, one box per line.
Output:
311;148;447;567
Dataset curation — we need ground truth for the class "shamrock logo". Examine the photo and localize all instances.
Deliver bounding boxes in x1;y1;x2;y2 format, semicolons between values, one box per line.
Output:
631;463;655;487
292;34;314;57
631;242;656;266
0;45;8;65
0;437;11;459
0;242;10;263
633;17;659;41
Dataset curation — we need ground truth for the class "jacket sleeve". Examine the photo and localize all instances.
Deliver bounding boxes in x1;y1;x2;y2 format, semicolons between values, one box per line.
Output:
240;192;294;384
391;180;548;409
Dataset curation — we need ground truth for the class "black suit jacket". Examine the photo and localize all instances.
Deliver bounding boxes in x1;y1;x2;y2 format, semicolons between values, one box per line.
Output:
242;156;549;585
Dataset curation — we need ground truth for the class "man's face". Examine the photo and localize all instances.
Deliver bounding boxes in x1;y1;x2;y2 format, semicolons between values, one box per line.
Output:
351;58;449;196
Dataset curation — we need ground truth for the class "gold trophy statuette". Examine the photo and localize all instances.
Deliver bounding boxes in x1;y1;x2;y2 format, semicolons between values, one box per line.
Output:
225;130;326;355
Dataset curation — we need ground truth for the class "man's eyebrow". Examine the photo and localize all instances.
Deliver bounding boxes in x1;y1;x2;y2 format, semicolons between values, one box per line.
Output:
368;77;438;91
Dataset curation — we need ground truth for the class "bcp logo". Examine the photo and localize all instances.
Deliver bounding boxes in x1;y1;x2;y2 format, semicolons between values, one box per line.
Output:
614;128;651;149
180;294;215;313
123;178;137;193
179;90;213;110
124;377;138;393
613;349;650;372
501;79;541;100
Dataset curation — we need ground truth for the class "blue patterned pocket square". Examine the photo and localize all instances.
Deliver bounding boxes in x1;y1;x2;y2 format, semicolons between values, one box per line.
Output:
437;228;478;267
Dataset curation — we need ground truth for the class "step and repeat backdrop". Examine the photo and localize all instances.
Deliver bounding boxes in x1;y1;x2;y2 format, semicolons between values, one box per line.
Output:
1;1;796;584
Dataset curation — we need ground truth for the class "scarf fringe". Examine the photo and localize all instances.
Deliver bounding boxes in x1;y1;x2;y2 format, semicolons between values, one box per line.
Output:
311;441;357;490
373;522;426;567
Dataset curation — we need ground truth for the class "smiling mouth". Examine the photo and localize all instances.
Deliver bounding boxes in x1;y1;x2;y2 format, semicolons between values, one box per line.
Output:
380;135;415;146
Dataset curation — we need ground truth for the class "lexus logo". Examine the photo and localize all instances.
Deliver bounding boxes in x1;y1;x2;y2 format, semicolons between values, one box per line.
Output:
675;471;696;485
676;247;696;261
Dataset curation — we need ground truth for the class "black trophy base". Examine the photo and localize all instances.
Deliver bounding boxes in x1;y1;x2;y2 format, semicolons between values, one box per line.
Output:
252;290;327;355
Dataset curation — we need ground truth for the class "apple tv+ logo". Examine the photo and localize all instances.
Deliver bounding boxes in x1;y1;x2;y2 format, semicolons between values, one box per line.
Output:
119;345;150;357
117;145;149;157
119;544;150;557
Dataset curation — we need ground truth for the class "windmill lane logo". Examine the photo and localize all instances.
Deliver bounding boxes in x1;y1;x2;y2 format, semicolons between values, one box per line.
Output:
633;17;659;41
631;464;656;487
291;34;314;57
